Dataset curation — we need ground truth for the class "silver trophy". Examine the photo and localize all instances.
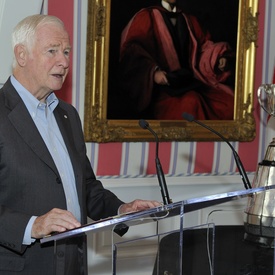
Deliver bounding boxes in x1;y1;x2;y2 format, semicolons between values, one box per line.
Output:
244;84;275;247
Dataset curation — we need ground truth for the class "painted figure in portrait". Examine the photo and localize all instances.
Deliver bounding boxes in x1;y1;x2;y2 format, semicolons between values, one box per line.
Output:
119;0;237;120
107;0;238;120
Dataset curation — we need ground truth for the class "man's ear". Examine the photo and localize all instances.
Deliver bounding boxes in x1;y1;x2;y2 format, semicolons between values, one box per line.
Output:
14;44;27;67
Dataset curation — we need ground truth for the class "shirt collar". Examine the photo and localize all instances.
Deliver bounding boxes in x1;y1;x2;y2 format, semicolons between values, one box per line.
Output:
162;1;177;12
10;75;59;118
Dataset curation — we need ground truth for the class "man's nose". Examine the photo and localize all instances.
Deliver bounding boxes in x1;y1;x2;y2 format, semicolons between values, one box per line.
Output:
58;53;70;68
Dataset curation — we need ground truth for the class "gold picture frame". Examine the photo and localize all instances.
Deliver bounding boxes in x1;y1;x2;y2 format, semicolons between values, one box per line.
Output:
84;0;259;142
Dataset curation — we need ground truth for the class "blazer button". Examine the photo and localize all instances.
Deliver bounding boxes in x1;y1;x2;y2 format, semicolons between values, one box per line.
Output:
56;178;62;184
57;251;64;258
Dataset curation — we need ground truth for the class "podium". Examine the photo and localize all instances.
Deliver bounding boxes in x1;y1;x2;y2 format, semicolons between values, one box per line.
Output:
41;185;275;274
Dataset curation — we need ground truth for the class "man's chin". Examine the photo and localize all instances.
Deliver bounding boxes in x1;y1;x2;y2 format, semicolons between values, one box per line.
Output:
51;81;65;91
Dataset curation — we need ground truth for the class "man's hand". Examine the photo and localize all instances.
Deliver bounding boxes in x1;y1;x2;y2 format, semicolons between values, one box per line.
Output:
154;70;169;85
119;199;161;214
218;57;227;72
32;208;81;239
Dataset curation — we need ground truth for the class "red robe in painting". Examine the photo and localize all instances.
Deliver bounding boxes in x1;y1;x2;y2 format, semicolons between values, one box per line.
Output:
119;6;234;120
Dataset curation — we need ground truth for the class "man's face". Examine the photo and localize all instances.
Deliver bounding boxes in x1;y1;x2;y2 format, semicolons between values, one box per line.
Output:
24;23;71;100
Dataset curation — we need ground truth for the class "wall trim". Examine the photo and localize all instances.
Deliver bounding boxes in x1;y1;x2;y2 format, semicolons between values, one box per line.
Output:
101;174;255;188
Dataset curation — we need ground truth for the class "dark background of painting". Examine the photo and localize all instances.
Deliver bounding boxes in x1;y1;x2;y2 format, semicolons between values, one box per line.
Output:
107;0;239;119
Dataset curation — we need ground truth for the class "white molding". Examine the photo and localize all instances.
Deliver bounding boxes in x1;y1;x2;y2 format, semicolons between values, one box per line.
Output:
100;174;254;188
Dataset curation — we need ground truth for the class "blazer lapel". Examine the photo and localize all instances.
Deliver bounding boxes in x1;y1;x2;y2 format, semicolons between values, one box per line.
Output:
4;79;59;176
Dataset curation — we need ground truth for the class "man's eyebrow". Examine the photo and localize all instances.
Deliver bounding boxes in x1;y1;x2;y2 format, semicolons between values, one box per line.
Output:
47;43;71;50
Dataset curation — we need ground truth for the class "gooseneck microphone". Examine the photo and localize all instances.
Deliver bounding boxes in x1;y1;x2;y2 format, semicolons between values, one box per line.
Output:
182;112;252;190
139;119;172;205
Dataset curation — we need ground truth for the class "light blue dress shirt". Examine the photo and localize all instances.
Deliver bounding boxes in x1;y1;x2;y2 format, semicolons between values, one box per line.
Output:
10;75;81;244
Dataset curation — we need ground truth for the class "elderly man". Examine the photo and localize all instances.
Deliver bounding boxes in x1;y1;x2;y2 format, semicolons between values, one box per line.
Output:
0;14;160;274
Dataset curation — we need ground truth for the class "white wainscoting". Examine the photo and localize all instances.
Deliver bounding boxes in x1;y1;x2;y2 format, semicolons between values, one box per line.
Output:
87;174;253;274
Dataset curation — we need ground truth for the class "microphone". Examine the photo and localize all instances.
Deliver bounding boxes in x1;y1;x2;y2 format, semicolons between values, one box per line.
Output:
182;112;252;190
139;119;172;205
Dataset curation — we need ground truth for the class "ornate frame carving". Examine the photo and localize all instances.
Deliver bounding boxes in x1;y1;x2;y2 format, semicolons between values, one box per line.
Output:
84;0;259;142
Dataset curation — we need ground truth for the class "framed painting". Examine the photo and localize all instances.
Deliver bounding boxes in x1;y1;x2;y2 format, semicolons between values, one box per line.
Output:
84;0;259;142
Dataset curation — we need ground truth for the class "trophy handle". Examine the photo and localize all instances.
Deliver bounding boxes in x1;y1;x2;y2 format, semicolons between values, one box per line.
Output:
257;84;275;116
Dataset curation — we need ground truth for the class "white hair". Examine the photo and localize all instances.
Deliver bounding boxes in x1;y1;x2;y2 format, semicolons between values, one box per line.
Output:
12;14;65;68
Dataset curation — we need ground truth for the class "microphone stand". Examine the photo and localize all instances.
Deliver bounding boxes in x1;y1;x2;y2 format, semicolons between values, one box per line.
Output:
182;112;252;189
139;120;172;205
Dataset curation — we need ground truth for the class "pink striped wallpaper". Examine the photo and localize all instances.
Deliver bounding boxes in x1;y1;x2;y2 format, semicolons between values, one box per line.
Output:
48;0;268;178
